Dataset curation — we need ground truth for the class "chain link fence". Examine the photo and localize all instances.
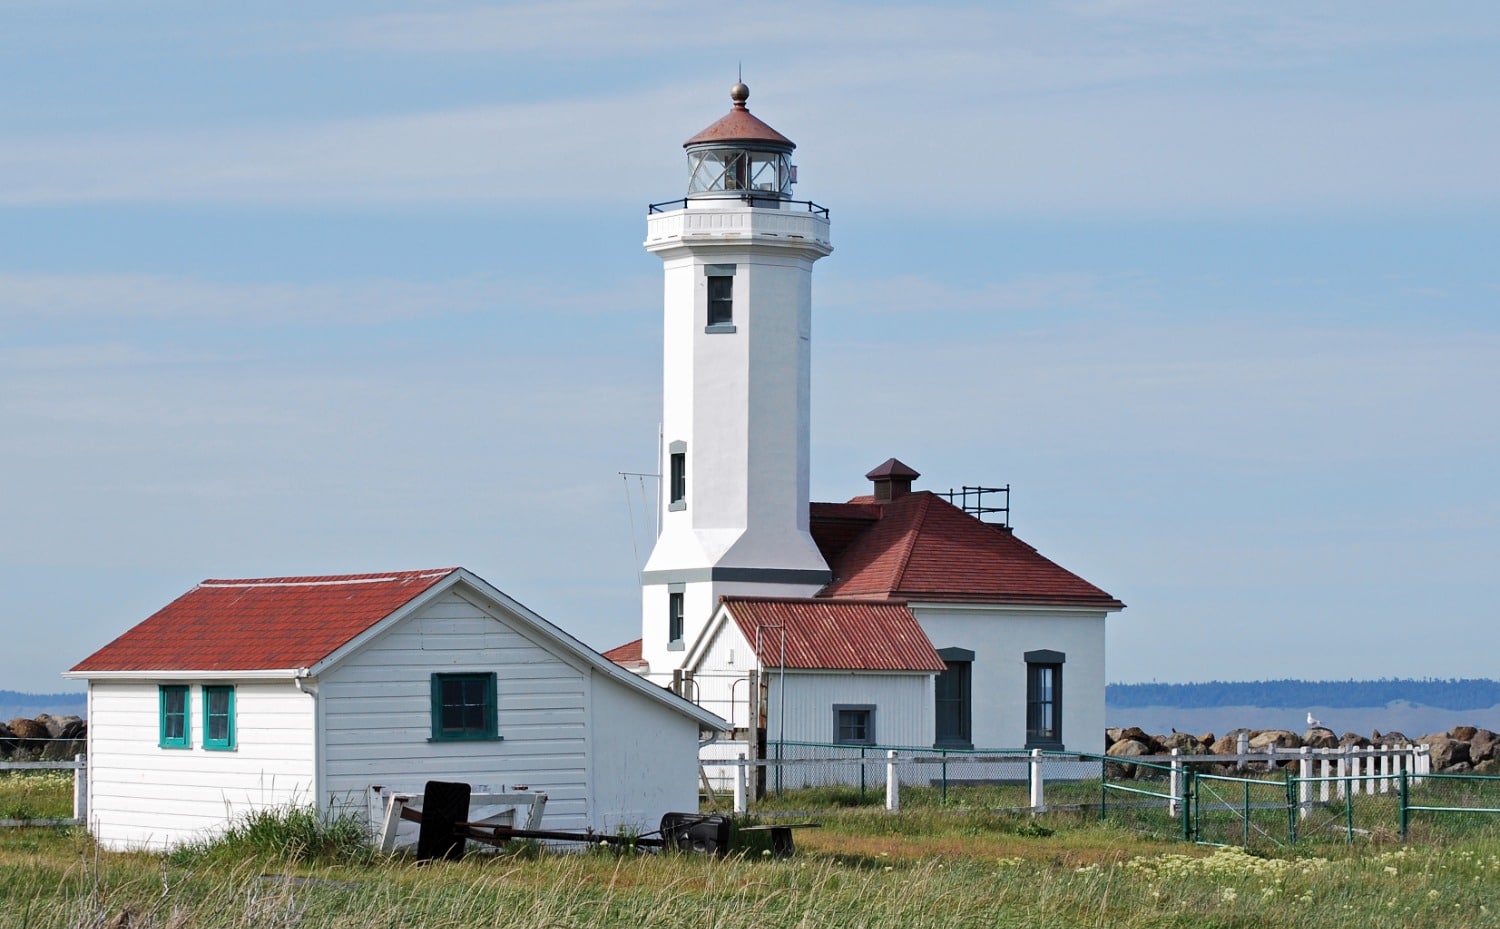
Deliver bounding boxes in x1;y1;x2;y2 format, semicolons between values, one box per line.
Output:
710;744;1500;850
713;742;1102;813
1400;772;1500;842
1098;757;1186;841
0;736;87;762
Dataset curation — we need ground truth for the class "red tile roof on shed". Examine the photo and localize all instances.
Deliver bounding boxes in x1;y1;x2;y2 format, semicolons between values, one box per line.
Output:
70;568;458;674
721;598;945;672
813;493;1124;609
602;638;648;671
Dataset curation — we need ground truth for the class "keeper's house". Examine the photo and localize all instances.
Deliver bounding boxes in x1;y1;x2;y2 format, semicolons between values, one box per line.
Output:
66;567;726;851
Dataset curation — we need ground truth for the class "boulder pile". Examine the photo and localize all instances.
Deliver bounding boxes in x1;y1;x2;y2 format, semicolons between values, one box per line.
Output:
0;714;87;760
1104;724;1499;778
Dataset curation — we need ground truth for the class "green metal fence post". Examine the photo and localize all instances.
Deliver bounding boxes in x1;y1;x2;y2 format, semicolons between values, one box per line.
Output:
1193;773;1202;843
1099;763;1107;821
859;747;867;801
1182;770;1193;843
941;750;948;805
1399;770;1409;840
1287;771;1298;845
1242;780;1251;847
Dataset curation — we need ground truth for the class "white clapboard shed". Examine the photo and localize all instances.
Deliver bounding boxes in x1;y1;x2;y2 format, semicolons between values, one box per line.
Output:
66;567;726;851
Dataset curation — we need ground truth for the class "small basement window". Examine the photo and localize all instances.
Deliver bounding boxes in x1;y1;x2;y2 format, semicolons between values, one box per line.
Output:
159;684;190;749
431;672;499;741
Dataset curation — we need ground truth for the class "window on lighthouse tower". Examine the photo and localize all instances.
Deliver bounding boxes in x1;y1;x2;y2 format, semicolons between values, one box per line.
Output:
706;267;734;331
668;590;685;646
668;441;686;511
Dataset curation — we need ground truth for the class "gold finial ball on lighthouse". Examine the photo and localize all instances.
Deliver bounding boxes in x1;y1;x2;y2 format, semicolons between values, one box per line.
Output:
730;82;750;107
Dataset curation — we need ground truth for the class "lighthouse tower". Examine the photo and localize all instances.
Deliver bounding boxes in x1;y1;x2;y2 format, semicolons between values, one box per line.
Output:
639;83;834;678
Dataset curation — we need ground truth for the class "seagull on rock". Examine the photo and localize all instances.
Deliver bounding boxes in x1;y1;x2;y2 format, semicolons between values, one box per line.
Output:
1307;712;1322;728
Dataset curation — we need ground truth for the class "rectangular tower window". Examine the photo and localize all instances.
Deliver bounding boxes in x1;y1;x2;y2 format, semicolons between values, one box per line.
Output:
705;265;735;332
668;441;686;511
1025;649;1065;749
668;590;685;646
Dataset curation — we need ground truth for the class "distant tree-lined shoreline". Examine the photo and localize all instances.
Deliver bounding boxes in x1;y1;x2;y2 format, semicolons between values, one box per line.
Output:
1107;678;1500;710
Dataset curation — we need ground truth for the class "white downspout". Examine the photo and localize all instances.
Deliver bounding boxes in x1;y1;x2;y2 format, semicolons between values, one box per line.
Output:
294;669;325;816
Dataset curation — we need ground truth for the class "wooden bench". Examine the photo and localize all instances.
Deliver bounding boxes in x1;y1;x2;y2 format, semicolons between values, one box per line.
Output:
737;822;819;858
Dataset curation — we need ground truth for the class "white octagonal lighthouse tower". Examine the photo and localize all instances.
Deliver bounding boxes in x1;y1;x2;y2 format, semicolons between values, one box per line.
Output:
639;83;833;679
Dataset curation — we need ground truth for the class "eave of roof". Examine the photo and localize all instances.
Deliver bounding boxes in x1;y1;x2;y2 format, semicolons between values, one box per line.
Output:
811;492;1124;610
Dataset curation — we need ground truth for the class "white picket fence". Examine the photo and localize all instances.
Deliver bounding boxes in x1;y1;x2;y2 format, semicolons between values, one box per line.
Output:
0;755;88;826
1142;741;1431;819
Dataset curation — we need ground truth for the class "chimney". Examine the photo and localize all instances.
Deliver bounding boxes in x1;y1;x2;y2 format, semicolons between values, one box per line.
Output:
866;458;920;503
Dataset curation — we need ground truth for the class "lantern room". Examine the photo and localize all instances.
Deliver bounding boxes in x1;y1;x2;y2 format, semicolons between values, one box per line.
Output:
683;82;796;200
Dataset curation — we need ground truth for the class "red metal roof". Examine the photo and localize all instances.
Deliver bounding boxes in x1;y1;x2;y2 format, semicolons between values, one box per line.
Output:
602;638;646;670
684;84;794;150
814;492;1124;609
69;568;458;673
721;598;945;672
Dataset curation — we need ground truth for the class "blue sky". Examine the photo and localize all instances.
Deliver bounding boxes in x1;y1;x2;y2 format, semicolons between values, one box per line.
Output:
3;2;1497;694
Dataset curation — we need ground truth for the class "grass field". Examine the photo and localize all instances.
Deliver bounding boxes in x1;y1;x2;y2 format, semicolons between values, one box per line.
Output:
1;772;1496;928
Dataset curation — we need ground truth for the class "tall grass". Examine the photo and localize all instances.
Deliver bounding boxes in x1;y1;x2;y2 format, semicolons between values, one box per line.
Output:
2;831;1494;929
169;805;376;868
1;785;1497;928
0;770;73;820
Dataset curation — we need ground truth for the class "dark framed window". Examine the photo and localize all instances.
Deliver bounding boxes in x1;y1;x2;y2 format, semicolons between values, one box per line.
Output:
707;276;733;326
159;684;190;749
668;441;686;511
668;590;685;645
431;672;499;741
202;685;235;750
935;647;973;749
705;265;735;331
834;704;875;745
1025;650;1065;749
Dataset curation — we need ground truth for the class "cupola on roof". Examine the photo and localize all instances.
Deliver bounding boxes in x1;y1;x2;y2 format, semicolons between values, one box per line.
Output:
684;82;795;152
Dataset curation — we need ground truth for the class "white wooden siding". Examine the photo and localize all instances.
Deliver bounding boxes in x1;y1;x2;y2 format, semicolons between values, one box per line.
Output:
685;613;755;728
319;589;594;831
86;680;316;851
914;604;1107;751
588;669;702;834
769;672;934;748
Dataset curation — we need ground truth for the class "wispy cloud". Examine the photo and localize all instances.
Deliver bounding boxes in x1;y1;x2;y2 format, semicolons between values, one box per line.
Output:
2;6;1495;214
0;271;656;325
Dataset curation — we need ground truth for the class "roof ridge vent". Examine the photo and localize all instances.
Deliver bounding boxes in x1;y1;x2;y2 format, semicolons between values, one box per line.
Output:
865;458;919;502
